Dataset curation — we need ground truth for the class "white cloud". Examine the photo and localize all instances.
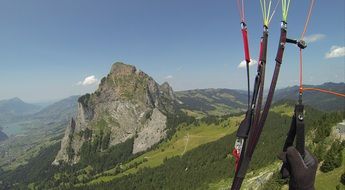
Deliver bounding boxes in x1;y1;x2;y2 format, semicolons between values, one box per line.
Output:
164;75;173;80
325;46;345;59
303;34;325;43
77;75;99;86
238;59;257;68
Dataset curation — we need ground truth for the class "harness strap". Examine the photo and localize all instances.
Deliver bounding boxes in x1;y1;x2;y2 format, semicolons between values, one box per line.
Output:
246;24;287;157
280;103;305;178
251;29;268;139
231;27;270;190
295;103;305;157
235;28;267;139
280;114;297;178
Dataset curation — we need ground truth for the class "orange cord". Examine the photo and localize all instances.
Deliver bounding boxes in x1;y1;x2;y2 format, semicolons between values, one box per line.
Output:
297;0;345;99
236;0;245;22
299;0;315;95
241;0;245;22
303;88;345;98
299;49;303;94
301;0;316;39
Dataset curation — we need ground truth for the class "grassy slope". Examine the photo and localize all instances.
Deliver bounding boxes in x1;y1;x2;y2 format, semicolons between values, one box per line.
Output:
270;104;294;117
87;115;243;185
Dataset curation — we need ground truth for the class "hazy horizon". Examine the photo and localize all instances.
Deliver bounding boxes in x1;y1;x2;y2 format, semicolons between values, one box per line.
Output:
2;80;344;104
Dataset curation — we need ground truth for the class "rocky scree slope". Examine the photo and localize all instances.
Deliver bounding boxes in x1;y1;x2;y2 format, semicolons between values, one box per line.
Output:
53;63;177;165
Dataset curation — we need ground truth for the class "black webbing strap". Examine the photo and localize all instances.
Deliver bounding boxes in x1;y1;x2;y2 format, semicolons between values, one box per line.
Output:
231;25;262;182
251;29;268;137
295;103;305;157
237;29;268;175
235;29;268;140
232;70;260;181
280;103;305;178
280;114;296;178
246;24;287;156
283;114;297;152
231;23;287;190
234;35;266;176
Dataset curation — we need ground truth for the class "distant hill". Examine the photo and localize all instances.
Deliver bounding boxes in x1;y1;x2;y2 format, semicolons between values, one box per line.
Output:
0;98;41;123
274;82;345;111
0;96;79;137
175;89;248;116
33;96;79;123
0;97;41;116
174;82;344;116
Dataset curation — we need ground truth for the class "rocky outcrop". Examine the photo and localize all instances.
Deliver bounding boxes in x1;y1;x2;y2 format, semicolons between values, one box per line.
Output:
133;108;167;154
53;62;177;165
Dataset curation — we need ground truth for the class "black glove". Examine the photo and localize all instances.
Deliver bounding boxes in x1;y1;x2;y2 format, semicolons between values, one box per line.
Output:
279;147;318;190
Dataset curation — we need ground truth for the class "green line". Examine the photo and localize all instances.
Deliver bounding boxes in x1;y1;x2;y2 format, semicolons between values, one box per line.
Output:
260;0;265;24
286;0;291;21
267;0;272;25
282;0;286;21
263;0;267;25
282;0;291;22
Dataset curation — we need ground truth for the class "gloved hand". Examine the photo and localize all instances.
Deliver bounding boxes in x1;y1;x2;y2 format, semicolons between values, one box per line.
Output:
279;147;318;190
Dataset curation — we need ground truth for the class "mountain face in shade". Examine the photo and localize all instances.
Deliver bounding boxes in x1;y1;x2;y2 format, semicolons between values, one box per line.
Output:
0;130;8;142
33;96;79;123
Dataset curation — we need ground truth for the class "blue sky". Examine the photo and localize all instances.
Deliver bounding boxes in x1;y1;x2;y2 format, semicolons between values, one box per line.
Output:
0;0;344;102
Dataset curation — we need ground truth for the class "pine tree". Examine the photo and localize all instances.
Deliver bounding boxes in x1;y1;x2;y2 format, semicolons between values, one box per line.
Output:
313;142;326;161
341;172;345;185
320;140;343;173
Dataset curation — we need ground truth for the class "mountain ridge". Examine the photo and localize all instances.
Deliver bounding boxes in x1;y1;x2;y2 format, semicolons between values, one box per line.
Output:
174;82;344;116
274;82;345;111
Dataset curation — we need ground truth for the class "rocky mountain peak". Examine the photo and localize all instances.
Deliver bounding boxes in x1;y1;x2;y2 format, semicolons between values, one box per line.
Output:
110;62;138;76
160;82;176;101
94;62;159;106
53;62;178;165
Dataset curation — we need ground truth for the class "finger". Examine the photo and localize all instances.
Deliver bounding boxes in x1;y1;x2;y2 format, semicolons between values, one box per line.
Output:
303;149;318;168
278;151;286;161
280;163;290;178
286;146;306;171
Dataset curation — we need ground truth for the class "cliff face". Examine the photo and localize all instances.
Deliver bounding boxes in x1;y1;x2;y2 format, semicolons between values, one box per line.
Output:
53;63;177;165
